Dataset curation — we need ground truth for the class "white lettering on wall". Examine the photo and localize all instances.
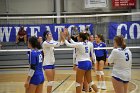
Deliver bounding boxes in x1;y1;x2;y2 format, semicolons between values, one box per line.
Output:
117;23;140;39
30;26;40;37
117;24;127;39
129;23;140;39
0;27;12;42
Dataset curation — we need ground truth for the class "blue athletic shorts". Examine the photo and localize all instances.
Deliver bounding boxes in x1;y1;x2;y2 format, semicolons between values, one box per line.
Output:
43;65;55;70
78;61;92;70
30;75;44;85
112;76;129;83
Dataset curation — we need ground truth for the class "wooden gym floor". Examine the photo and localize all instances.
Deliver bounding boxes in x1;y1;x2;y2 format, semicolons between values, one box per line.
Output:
0;67;140;93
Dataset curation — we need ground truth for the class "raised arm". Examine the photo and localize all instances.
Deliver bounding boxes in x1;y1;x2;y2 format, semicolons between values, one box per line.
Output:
69;39;77;44
43;41;60;48
64;40;80;48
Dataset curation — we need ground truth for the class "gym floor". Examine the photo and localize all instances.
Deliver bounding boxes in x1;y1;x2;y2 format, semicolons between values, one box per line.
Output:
0;68;139;93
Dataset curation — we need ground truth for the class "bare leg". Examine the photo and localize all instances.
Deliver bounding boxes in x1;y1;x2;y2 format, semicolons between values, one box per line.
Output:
83;76;89;92
44;69;55;93
24;35;27;43
124;82;129;93
36;83;44;93
16;35;19;43
85;70;98;93
95;62;101;88
99;60;106;89
76;68;85;93
112;77;124;93
27;84;37;93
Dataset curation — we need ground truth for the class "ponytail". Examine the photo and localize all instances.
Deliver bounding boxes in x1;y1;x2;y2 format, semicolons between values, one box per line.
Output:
114;35;126;50
120;35;126;50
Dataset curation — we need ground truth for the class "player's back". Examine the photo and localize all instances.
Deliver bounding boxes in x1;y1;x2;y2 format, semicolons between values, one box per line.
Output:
76;41;92;61
111;48;132;81
30;50;43;75
113;48;132;70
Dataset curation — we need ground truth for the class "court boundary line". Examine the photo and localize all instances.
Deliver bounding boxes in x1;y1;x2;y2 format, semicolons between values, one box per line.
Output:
64;81;75;93
130;81;138;93
52;75;71;92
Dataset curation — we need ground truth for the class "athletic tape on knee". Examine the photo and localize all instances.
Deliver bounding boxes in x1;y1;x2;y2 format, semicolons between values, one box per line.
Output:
89;81;95;87
99;71;104;75
47;81;54;86
75;82;81;87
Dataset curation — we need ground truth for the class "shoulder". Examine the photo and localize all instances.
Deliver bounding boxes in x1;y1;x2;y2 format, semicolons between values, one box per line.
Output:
111;48;119;54
100;42;106;47
88;42;93;46
42;41;47;45
93;41;96;44
124;48;132;54
31;50;37;56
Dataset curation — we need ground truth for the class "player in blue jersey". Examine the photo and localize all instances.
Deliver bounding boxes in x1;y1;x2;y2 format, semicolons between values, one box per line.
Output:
25;36;44;93
93;34;108;89
61;31;99;93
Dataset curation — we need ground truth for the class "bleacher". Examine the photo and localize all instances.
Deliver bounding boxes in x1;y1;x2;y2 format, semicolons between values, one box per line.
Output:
0;42;73;68
0;40;140;69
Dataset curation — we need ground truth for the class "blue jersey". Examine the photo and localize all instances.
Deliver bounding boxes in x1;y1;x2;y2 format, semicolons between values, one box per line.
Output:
93;41;108;58
29;50;43;75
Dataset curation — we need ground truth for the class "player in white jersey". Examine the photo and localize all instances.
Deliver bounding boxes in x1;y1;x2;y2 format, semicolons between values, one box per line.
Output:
61;32;99;93
108;35;132;93
42;31;61;93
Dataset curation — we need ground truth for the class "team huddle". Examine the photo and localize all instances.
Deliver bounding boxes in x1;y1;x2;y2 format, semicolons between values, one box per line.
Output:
25;28;132;93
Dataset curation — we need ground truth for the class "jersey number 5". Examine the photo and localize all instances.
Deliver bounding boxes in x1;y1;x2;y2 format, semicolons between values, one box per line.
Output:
85;47;88;53
125;53;129;61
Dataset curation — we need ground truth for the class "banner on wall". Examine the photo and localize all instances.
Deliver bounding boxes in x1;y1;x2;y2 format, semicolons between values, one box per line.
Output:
109;21;140;39
0;23;93;42
85;0;107;8
112;0;136;9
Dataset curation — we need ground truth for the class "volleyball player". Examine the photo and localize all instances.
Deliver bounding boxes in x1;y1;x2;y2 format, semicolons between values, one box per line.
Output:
93;34;108;89
61;32;99;93
108;35;132;93
70;36;90;92
42;31;61;93
25;36;44;93
89;34;95;43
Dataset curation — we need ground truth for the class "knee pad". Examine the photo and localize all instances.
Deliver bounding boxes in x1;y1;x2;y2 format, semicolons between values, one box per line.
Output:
47;81;54;86
75;82;81;87
99;71;104;75
96;71;100;75
89;81;95;87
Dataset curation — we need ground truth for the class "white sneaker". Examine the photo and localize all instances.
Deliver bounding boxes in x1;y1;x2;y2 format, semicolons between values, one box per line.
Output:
101;84;107;90
97;82;101;89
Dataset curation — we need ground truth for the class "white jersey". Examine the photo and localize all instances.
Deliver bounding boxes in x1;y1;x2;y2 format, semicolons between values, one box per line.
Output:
65;39;96;62
42;40;60;66
108;48;132;81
